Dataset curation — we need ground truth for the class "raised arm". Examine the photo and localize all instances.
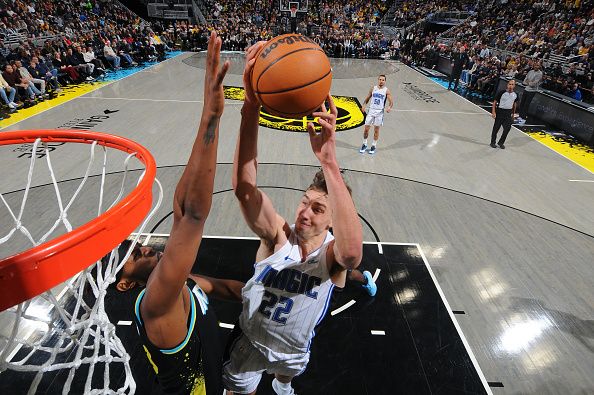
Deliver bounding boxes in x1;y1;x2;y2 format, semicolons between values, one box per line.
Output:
308;96;363;271
232;41;286;245
142;31;229;319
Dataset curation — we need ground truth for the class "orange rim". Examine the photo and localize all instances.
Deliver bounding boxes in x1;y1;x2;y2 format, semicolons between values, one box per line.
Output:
0;130;156;312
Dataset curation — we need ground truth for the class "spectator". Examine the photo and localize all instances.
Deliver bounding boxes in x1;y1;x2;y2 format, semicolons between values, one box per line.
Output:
73;44;97;76
83;46;107;77
2;63;38;103
103;41;121;70
15;59;48;97
29;56;60;92
52;51;81;83
114;39;138;66
517;61;543;124
66;47;93;80
0;72;19;109
568;82;583;101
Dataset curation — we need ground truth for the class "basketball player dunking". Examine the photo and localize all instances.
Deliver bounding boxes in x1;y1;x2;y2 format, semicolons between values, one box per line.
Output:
114;32;245;395
360;74;393;155
223;42;364;395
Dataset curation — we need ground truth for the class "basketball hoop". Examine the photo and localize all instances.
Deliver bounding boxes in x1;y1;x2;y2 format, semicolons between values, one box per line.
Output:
290;6;297;18
0;129;162;394
0;130;157;311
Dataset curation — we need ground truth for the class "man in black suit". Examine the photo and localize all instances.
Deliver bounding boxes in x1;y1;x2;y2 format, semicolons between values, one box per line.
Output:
448;45;468;92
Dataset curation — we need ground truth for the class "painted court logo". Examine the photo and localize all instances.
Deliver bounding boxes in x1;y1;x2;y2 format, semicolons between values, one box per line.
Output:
14;109;119;158
403;82;439;103
224;86;364;133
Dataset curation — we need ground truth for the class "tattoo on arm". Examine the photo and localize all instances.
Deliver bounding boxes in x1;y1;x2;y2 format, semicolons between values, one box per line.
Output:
203;117;219;145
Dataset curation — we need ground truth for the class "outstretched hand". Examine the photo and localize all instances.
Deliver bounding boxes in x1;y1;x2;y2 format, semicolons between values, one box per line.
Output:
307;94;338;165
204;30;230;117
243;41;266;108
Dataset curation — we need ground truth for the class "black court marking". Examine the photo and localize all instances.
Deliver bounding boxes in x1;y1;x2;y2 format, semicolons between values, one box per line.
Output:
0;238;489;394
453;310;466;314
488;382;505;388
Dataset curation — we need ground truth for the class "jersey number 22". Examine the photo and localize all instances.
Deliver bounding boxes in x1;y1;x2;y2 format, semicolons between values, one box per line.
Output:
258;290;294;325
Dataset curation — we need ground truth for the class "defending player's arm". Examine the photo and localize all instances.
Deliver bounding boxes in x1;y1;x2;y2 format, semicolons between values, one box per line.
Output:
232;41;287;247
308;96;363;272
492;96;497;119
188;274;244;302
386;89;394;113
141;31;229;320
361;87;373;112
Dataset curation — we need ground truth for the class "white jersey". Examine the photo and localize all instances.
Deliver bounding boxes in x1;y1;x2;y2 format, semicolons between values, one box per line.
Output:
368;85;388;115
239;226;335;358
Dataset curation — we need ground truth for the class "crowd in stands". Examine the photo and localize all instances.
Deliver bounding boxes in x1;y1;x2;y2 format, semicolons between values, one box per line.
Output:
182;0;592;102
1;0;592;108
443;0;593;59
0;0;173;112
184;0;392;57
395;0;594;103
390;0;476;28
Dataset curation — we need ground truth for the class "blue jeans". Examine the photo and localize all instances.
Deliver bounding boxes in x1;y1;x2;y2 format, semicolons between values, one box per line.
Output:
105;55;120;68
122;53;134;64
28;82;42;96
0;87;16;104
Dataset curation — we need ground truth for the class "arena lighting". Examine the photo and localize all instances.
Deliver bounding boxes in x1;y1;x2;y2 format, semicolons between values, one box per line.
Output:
498;318;552;354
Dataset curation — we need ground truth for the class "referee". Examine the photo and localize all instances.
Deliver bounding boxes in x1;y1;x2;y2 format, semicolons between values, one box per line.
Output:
490;79;517;149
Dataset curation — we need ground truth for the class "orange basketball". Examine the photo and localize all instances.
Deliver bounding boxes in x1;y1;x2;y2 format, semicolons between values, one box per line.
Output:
251;34;332;118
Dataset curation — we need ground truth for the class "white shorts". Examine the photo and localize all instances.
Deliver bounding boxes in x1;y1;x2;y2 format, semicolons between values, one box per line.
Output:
364;112;384;126
222;329;310;394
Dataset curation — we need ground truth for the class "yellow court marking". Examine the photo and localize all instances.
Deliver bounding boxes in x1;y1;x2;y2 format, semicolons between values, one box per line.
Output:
524;130;594;174
0;82;108;129
223;86;365;132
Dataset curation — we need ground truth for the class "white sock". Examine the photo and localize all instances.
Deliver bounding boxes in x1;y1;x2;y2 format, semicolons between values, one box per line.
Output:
272;378;293;395
363;139;368;145
372;139;378;147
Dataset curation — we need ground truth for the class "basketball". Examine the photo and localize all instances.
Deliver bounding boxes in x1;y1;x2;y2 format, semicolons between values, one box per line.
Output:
251;34;332;118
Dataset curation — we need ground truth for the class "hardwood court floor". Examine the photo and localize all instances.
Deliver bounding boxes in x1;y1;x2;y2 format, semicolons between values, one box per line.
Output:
1;53;592;394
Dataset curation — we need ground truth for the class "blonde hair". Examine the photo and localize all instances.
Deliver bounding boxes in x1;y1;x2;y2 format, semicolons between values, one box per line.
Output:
308;170;352;196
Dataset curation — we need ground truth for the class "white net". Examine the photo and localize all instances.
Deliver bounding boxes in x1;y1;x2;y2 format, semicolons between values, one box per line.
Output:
0;137;163;394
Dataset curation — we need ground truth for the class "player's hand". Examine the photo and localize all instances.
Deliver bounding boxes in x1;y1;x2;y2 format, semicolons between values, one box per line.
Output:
491;112;496;119
243;41;266;109
360;105;366;113
203;30;229;118
308;94;337;165
386;107;391;113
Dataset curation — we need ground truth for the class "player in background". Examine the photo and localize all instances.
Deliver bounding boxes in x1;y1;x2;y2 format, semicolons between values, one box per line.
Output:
359;74;394;155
